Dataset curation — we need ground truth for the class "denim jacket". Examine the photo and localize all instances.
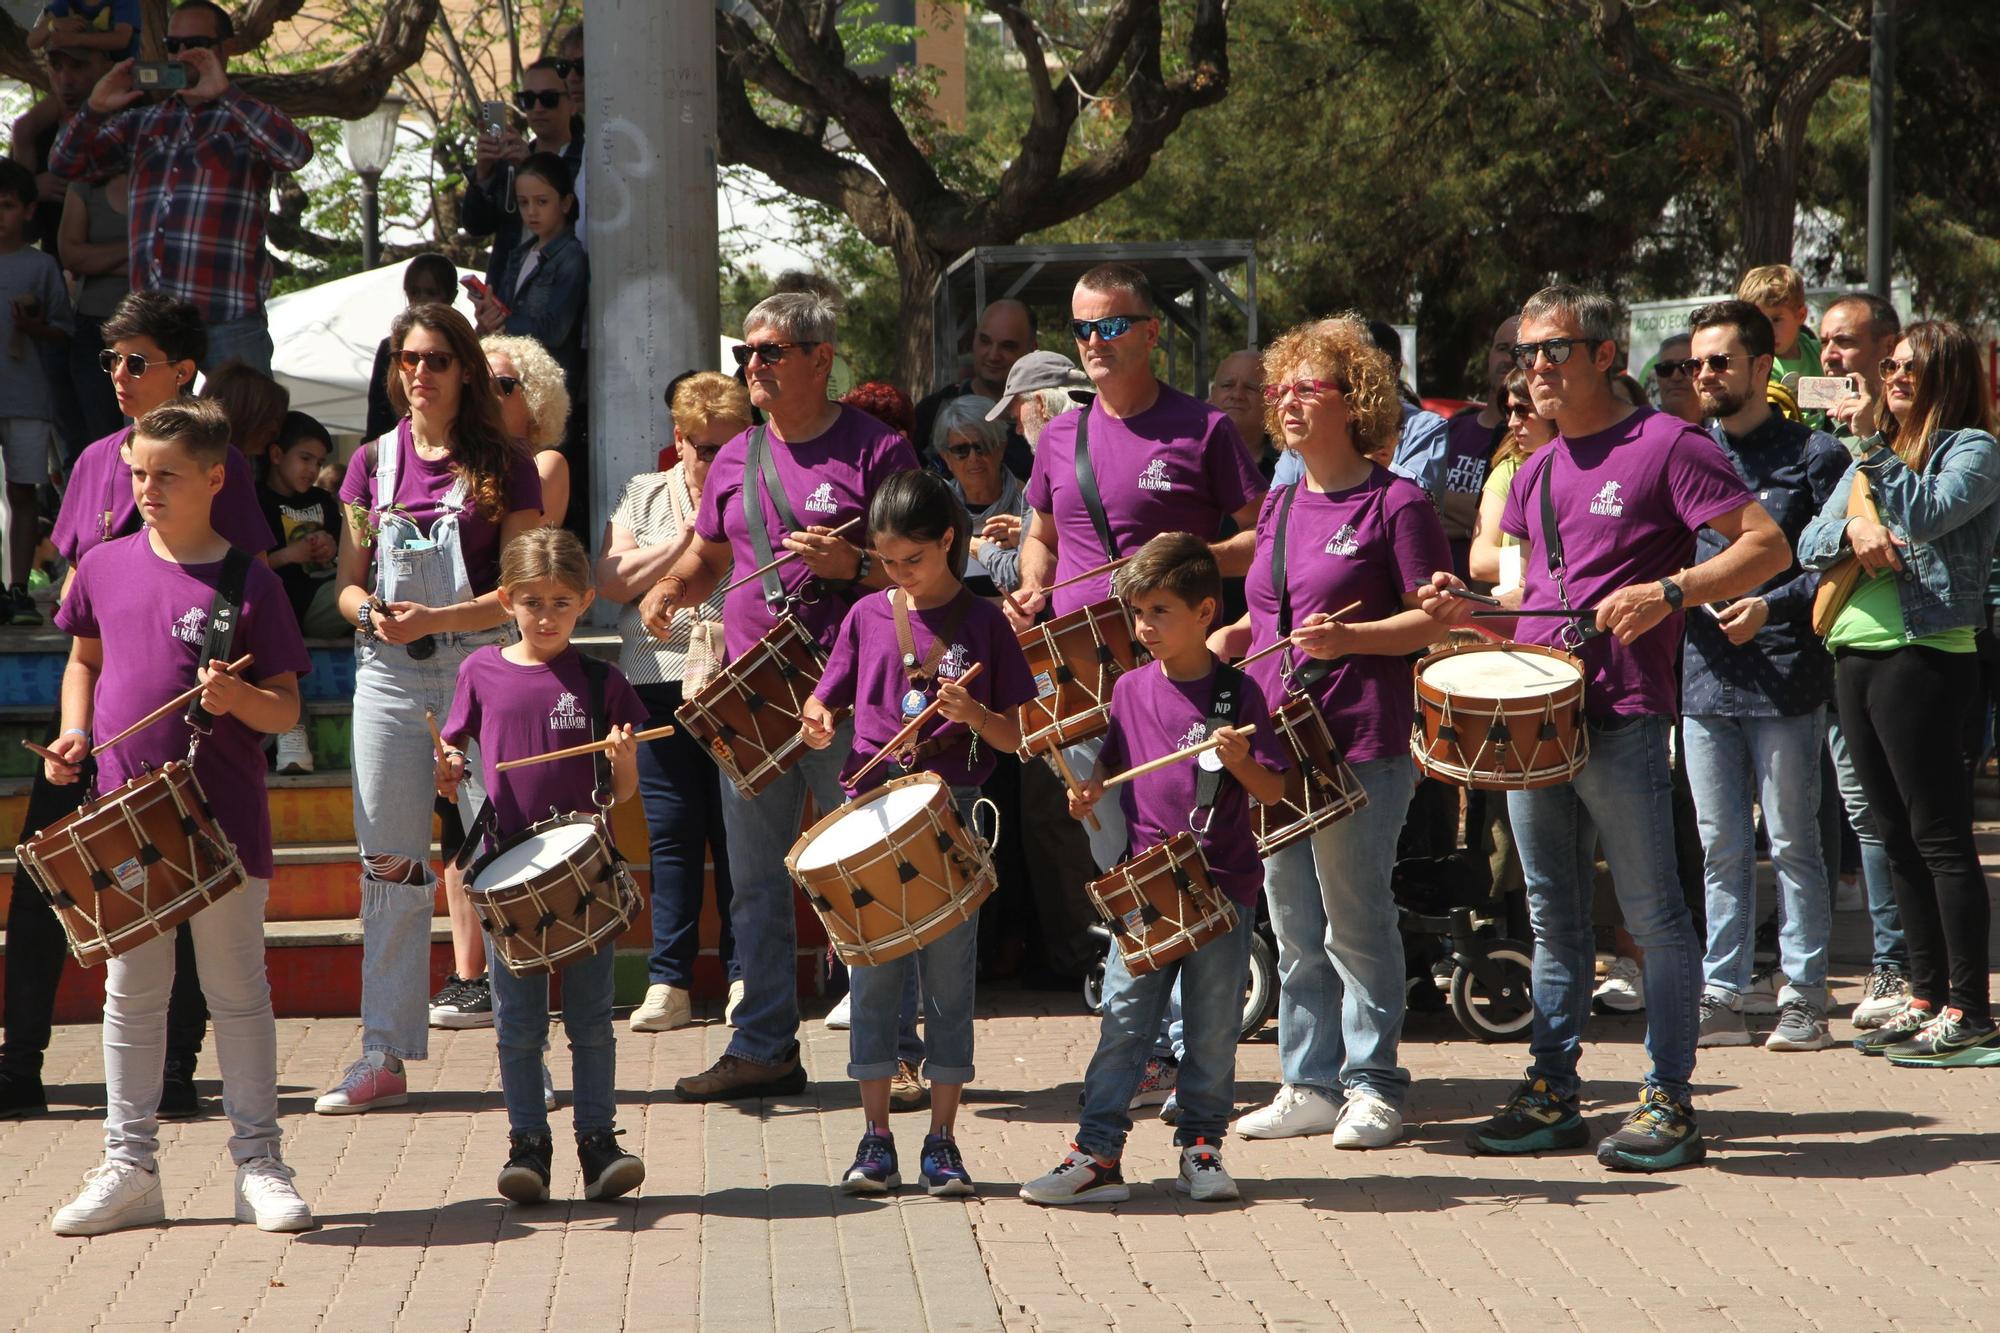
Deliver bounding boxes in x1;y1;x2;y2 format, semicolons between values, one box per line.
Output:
1683;415;1849;716
496;228;588;394
1797;427;2000;640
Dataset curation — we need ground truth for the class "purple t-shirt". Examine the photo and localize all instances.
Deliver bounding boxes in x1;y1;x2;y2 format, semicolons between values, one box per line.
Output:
337;420;545;598
1244;469;1450;764
1500;408;1752;719
814;588;1038;793
694;406;919;660
1025;386;1265;615
1439;412;1505;550
56;534;312;877
1098;659;1290;905
441;645;648;843
53;428;277;565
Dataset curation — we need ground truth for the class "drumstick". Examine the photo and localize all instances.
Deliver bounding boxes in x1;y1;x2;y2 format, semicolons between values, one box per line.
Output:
19;738;66;765
90;654;254;757
1043;555;1133;596
1002;589;1033;621
426;709;446;761
1445;586;1503;607
493;724;676;772
716;517;862;597
1098;725;1257;791
1237;600;1365;668
845;663;987;789
1041;736;1101;834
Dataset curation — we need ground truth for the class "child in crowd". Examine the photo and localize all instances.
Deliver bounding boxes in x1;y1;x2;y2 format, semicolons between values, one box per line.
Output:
1020;532;1288;1207
801;470;1036;1198
44;397;315;1236
472;152;587;397
26;0;140;59
0;158;74;624
438;527;646;1205
1738;263;1821;384
257;410;343;771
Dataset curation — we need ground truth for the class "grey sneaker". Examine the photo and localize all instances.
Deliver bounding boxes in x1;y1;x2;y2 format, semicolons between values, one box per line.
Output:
1766;997;1833;1051
1695;992;1752;1048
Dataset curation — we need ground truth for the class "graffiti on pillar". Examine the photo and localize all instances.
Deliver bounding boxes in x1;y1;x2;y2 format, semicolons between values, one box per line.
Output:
592;117;656;233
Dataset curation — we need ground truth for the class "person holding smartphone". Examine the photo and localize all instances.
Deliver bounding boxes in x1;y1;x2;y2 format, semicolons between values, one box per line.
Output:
462;59;581;293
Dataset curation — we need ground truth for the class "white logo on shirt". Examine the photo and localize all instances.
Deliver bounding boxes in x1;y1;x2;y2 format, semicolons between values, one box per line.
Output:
1589;480;1626;517
1176;720;1210;751
802;482;838;514
1323;523;1360;557
938;643;972;680
1136;459;1174;492
549;691;587;731
172;607;207;645
1447;455;1488;492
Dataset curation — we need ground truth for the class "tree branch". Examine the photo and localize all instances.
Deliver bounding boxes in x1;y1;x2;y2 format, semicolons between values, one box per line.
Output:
232;0;441;119
714;48;897;245
231;0;313;55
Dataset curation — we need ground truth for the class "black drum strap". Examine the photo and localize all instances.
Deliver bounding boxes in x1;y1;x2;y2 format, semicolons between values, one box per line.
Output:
454;655;614;872
1538;451;1593;644
1269;481;1331;691
185;547;252;731
1195;661;1246;812
1071;408;1119;566
744;425;808;612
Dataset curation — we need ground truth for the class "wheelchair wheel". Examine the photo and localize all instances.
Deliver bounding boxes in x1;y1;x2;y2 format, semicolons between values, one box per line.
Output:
1240;932;1278;1041
1448;938;1535;1042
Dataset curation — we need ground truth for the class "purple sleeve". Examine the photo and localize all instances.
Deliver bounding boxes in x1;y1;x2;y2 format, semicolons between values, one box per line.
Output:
695;457;731;544
812;603;862;709
52;446;102;564
1024;429;1055;514
605;667;648;729
1666;428;1755;530
1098;676;1131;776
53;552;98;639
219;451;278;553
983;613;1038;712
242;564;312;684
338;445;373;507
509;446;545;516
440;655;480;748
1242;677;1291;775
873;430;921;480
1389;486;1453;588
1206;415;1265;519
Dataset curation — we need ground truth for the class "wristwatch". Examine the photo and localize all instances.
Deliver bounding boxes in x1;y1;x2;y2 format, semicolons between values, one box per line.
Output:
852;551;874;584
356;600;376;640
1658;577;1685;611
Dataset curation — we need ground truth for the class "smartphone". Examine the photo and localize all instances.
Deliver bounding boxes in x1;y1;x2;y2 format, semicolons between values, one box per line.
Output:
1704;601;1733;619
134;61;189;92
1796;375;1857;411
480;99;508;139
461;274;509;317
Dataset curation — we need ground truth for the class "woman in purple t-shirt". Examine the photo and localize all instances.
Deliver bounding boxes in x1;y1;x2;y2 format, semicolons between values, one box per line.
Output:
1214;317;1450;1147
316;304;544;1116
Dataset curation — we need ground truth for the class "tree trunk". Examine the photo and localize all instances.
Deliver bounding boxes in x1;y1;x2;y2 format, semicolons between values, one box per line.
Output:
891;240;948;400
1736;121;1801;267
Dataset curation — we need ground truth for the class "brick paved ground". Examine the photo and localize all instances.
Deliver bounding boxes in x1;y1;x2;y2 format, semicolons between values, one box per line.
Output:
2;925;1996;1330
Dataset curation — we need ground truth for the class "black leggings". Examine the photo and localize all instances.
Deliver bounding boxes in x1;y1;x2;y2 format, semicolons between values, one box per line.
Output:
1836;646;1992;1024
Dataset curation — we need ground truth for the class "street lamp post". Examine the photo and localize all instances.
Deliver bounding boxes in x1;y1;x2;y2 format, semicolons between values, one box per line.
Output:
342;94;406;271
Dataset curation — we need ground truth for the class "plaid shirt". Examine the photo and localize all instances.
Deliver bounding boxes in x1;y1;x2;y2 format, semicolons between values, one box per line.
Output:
50;88;313;323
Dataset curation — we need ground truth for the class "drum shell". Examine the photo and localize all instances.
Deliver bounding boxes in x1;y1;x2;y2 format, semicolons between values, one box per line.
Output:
785;772;996;968
15;760;244;968
1410;642;1589;790
1016;599;1137;751
1085;832;1237;976
1255;695;1369;857
676;616;836;800
466;814;641;977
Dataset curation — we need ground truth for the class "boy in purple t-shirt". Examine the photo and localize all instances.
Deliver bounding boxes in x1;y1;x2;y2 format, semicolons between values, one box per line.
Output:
42;399;316;1237
1020;533;1287;1207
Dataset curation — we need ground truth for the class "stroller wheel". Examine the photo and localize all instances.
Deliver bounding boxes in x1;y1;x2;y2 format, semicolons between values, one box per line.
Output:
1240;932;1278;1041
1082;963;1106;1014
1449;938;1535;1042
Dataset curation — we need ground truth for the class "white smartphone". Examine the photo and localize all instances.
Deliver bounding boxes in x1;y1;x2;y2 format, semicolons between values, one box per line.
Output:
1796;375;1856;411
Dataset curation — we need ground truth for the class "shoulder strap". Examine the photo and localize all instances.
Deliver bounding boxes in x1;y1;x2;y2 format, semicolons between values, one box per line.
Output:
1267;482;1332;692
1195;661;1245;812
1070;407;1118;565
185;547;254;730
1537;451;1594;642
743;426;806;611
892;586;976;685
581;654;611;807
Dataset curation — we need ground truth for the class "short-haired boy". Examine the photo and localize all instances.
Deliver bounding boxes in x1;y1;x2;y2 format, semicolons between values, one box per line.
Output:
0;157;74;624
1020;532;1289;1205
42;397;316;1236
259;409;344;772
1736;263;1821;384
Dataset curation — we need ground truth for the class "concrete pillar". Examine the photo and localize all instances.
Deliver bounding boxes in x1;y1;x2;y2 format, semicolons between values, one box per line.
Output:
582;0;719;532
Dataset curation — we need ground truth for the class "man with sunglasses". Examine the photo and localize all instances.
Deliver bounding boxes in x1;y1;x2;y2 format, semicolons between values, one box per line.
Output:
914;299;1037;482
1421;284;1790;1173
1648;334;1703;425
49;1;311;375
465;59;582;292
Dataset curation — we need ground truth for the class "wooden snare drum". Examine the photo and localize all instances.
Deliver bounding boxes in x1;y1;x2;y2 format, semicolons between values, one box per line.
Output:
1085;832;1238;976
466;813;641;976
677;615;842;800
785;772;996;967
1411;642;1588;790
1256;695;1369;856
1015;598;1137;751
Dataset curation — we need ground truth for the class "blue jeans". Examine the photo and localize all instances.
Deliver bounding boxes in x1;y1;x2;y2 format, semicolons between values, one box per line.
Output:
1262;754;1415;1104
1683;709;1831;1001
634;682;736;988
203;312;273;375
1061;735;1127;872
1076;906;1254;1157
487;936;617;1137
1507;716;1700;1105
1826;717;1905;968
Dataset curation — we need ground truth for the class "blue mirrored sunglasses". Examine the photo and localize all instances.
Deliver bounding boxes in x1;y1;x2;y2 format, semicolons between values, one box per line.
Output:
1070;314;1155;343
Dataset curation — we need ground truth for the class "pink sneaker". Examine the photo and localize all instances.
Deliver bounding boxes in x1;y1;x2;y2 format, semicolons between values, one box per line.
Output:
314;1057;409;1115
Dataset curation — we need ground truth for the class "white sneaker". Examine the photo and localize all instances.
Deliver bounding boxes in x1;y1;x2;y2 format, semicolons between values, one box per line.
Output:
52;1161;165;1236
274;723;314;775
1233;1084;1341;1140
824;993;852;1030
630;983;692;1032
1019;1147;1129;1206
1853;966;1912;1029
1593;956;1644;1013
235;1158;316;1233
1742;967;1783;1016
1833;875;1865;913
1332;1087;1403;1149
314;1054;408;1115
1175;1139;1239;1202
724;979;746;1027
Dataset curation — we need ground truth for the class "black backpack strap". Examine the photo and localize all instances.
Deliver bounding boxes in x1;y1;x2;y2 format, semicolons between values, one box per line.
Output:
185;547;253;730
1195;661;1246;813
743;425;809;612
1268;481;1331;692
1070;408;1119;566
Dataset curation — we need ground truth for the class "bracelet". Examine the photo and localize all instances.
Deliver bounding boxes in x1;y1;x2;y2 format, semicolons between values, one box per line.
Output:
61;727;88;741
852;551;873;584
654;575;687;606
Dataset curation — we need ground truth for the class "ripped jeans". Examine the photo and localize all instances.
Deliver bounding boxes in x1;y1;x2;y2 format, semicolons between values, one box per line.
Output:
351;637;493;1062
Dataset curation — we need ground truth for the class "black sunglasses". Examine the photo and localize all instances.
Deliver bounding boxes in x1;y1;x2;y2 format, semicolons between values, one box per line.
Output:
163;35;218;55
397;349;458;373
731;341;818;368
1510;337;1602;370
942;439;996;460
691;443;723;461
550;57;584;79
1664;354;1738;377
514;89;565;111
99;349;177;378
494;375;522;397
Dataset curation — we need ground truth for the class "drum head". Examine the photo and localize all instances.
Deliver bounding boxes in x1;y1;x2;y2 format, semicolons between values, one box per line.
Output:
1421;647;1581;699
795;779;940;872
473;820;600;891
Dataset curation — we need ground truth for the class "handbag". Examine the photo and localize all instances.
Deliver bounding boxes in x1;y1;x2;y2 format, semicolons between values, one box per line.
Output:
1810;470;1877;637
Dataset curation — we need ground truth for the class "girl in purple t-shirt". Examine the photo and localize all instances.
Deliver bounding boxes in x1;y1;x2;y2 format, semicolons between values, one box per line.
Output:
437;529;647;1205
800;471;1035;1199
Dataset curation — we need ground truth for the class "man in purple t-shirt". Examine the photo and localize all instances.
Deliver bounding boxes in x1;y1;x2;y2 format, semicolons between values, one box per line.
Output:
1422;285;1789;1174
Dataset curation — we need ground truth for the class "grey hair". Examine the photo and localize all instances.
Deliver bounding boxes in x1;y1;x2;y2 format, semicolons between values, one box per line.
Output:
744;289;840;346
1022;387;1076;434
931;395;1008;456
1520;285;1622;346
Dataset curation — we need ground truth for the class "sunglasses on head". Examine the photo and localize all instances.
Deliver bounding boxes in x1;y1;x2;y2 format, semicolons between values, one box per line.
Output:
1070;314;1155;343
942;439;995;460
163;35;218;55
514;89;565;111
397;349;458;374
99;349;177;378
731;341;818;368
1510;337;1602;370
493;375;522;397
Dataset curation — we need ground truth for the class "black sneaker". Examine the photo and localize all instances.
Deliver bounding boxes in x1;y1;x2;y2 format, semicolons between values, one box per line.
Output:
0;1065;47;1119
9;585;42;627
158;1058;205;1120
431;975;494;1030
1883;1007;2000;1067
1595;1086;1706;1172
498;1131;553;1204
1854;1003;1934;1055
1465;1078;1589;1156
577;1128;645;1201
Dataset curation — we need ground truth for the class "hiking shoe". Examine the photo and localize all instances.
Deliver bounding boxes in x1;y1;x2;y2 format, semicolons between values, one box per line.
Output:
578;1129;645;1201
920;1132;975;1197
1852;966;1912;1029
1020;1146;1128;1206
630;983;692;1033
498;1131;553;1204
824;993;852;1030
1855;1003;1934;1055
157;1057;205;1120
889;1060;930;1112
1466;1078;1589;1156
274;723;313;774
674;1045;807;1102
1332;1087;1402;1149
1695;991;1752;1048
235;1158;316;1232
52;1161;164;1236
1742;967;1782;1016
315;1056;409;1114
724;978;746;1027
0;1065;47;1119
1592;956;1643;1013
10;584;43;627
430;975;494;1030
1176;1138;1239;1202
1234;1084;1341;1140
1128;1055;1179;1108
1884;1008;2000;1066
841;1130;900;1194
1766;997;1833;1052
1595;1087;1705;1172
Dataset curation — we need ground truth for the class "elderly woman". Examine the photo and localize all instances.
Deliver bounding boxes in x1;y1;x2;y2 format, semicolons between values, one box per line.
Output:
645;288;919;1102
597;373;747;1033
932;395;1026;598
1215;315;1450;1145
483;333;571;530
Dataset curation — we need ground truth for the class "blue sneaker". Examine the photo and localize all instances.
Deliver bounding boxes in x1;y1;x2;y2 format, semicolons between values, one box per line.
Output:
920;1132;975;1197
1595;1086;1706;1172
841;1130;900;1194
1466;1077;1589;1156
